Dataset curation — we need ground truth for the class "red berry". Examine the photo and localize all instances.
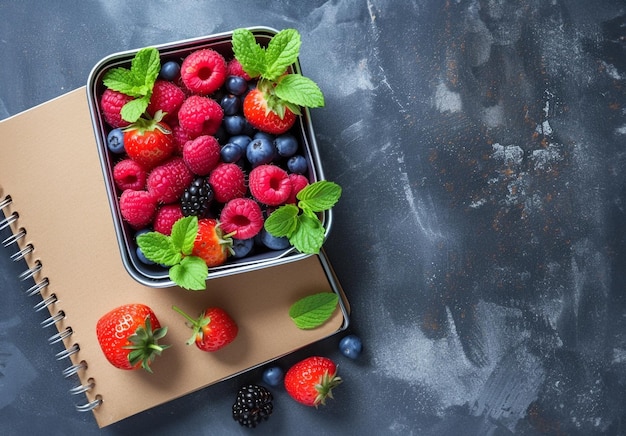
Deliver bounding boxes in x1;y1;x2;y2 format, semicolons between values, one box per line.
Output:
249;165;292;206
286;173;309;204
178;95;224;138
100;89;133;128
119;189;157;229
153;204;184;235
220;198;264;240
183;135;221;176
147;80;186;123
113;158;148;191
124;117;175;169
172;306;238;352
284;356;342;407
243;88;296;135
208;163;247;203
226;58;252;81
192;218;233;267
147;157;194;204
180;49;227;95
171;124;192;154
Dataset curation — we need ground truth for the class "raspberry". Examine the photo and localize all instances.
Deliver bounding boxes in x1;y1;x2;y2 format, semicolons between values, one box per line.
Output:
208;163;247;203
119;189;157;229
248;165;292;206
220;198;264;240
171;124;192;154
147;157;194;204
178;95;224;138
286;173;309;204
183;135;221;176
180;48;227;95
227;58;252;81
113;158;148;191
147;80;186;123
100;89;133;128
153;204;183;235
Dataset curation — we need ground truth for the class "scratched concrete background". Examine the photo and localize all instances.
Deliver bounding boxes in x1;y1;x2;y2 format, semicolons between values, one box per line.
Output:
1;1;626;435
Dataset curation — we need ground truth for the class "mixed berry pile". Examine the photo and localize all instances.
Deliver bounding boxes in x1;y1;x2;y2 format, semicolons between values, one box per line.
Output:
99;45;314;272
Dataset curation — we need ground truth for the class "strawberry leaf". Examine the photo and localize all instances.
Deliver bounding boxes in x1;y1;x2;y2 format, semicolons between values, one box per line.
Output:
136;232;182;266
169;256;207;291
170;216;198;255
275;74;325;108
289;292;339;329
232;28;266;78
264;28;301;80
290;214;325;254
297;181;342;212
264;204;299;237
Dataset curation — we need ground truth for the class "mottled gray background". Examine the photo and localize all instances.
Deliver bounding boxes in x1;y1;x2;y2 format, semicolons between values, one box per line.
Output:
1;1;626;435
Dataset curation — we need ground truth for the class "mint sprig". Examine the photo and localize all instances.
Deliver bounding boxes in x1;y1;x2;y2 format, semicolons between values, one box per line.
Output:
264;180;341;254
232;28;324;111
102;47;161;123
289;292;340;329
136;216;208;291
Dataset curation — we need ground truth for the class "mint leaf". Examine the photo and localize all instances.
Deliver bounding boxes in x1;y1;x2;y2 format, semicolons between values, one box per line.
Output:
289;292;339;329
297;181;342;212
264;28;301;80
169;256;207;291
136;232;182;266
275;74;325;108
264;204;299;237
170;216;198;255
120;96;149;124
102;68;142;96
290;214;325;254
232;28;266;78
131;47;161;88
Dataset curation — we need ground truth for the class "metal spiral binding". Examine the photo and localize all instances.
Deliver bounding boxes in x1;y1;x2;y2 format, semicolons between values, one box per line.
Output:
2;194;101;413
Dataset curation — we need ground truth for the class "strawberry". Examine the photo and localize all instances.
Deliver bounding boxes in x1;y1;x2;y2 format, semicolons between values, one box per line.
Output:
243;87;297;135
96;303;169;373
123;111;175;169
191;218;234;267
172;306;238;352
284;356;342;407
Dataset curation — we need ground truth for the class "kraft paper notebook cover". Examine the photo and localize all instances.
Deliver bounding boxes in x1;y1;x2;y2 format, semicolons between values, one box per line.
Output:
0;87;349;428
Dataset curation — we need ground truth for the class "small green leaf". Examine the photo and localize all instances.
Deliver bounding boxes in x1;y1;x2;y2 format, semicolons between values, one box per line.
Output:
232;28;266;78
297;181;342;212
264;204;300;237
290;214;325;254
289;292;339;329
275;74;325;108
131;47;161;88
264;28;301;80
136;232;182;266
102;68;142;96
169;256;207;290
170;216;198;255
120;96;150;123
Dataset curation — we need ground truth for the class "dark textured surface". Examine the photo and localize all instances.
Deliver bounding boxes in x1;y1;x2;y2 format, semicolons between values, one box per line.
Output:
2;1;626;434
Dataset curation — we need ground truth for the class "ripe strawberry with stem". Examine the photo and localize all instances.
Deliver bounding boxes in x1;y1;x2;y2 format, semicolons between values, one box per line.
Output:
284;356;342;407
232;28;324;135
172;306;238;352
192;218;236;267
123;110;175;169
96;303;169;373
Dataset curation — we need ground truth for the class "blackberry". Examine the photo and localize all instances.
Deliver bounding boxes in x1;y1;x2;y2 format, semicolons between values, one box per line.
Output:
181;177;214;217
232;384;273;428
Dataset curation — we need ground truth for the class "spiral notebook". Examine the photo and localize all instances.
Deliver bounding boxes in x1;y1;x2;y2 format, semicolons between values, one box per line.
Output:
0;87;349;428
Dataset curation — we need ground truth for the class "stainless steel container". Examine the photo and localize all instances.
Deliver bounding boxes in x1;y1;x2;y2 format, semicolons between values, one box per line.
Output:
86;27;332;288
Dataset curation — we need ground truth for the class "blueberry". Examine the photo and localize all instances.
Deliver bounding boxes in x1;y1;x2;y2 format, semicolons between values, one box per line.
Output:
220;94;241;116
225;75;248;96
287;155;308;174
223;115;247;136
253;131;275;142
262;366;284;387
220;143;244;163
231;238;255;258
246;137;276;167
229;135;252;153
259;228;291;250
159;61;181;81
106;128;125;154
274;134;299;157
339;334;363;359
